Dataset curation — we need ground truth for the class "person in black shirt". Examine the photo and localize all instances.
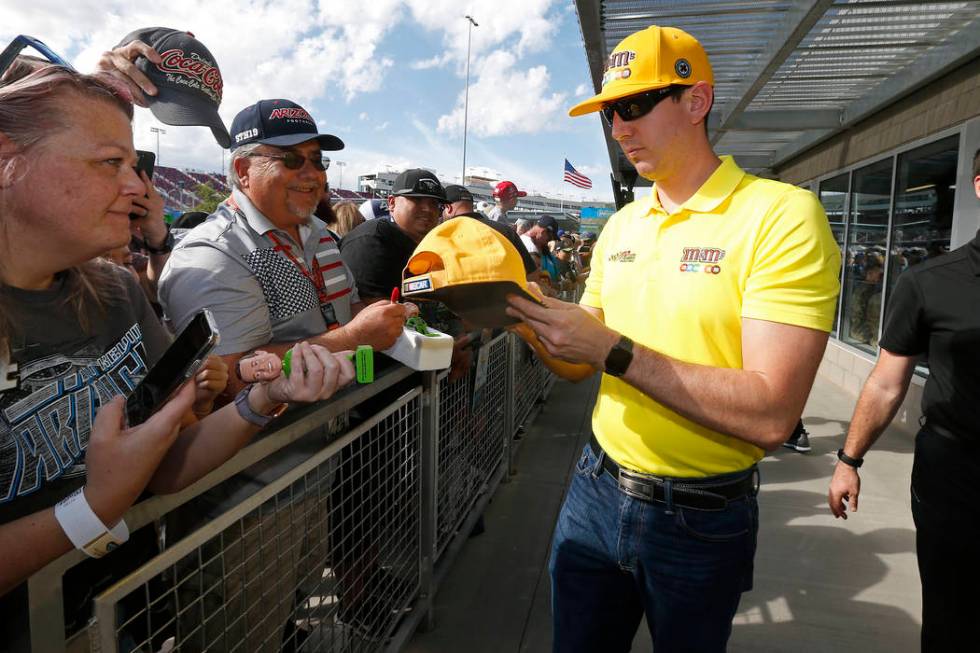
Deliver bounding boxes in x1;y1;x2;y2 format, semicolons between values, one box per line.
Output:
828;148;980;652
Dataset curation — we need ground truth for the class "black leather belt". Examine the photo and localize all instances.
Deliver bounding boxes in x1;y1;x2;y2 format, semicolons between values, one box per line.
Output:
588;434;758;511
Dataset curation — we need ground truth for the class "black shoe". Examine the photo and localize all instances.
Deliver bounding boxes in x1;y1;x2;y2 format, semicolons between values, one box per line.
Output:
783;427;811;453
337;569;415;642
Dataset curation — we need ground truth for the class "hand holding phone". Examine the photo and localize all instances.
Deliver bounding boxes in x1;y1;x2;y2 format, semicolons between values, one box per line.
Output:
126;310;220;425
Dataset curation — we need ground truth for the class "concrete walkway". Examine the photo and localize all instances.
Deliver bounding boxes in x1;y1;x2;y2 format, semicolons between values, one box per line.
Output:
406;375;920;652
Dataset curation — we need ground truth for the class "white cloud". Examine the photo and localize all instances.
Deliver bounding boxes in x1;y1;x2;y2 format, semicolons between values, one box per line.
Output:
436;49;566;138
375;122;390;131
575;83;591;97
358;112;370;121
410;53;453;70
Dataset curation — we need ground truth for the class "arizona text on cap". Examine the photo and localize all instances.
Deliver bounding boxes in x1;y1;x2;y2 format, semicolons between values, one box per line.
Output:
230;99;344;151
391;169;445;201
569;25;713;117
117;27;231;148
493;180;527;200
401;217;543;328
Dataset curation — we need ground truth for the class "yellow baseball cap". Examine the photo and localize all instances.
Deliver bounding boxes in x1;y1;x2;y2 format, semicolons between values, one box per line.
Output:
401;217;543;328
568;25;713;117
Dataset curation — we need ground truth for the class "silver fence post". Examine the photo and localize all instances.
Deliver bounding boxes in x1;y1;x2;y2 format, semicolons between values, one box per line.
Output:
418;370;440;632
506;333;519;477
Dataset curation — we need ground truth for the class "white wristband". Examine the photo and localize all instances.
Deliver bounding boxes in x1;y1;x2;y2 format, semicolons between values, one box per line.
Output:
54;487;129;558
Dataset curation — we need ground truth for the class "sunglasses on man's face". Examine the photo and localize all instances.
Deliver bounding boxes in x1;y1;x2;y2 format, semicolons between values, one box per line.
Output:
601;86;680;125
0;35;75;80
245;150;328;171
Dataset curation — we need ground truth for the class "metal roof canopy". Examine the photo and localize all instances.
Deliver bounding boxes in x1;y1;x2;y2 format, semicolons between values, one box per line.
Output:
573;0;980;199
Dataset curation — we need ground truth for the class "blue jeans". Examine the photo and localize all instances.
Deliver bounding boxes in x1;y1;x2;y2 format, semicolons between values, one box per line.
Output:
550;444;759;653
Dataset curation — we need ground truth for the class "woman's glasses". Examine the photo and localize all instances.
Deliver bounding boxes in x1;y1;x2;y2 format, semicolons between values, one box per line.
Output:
0;35;75;79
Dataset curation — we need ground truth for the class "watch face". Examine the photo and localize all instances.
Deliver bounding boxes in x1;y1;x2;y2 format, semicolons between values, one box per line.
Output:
605;337;633;377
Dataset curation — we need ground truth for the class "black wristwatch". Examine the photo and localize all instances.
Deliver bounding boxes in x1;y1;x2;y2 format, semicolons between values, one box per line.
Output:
836;448;864;469
604;335;634;377
144;228;175;255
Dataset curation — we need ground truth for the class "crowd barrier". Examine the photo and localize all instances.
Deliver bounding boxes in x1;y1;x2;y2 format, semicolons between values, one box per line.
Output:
24;331;559;653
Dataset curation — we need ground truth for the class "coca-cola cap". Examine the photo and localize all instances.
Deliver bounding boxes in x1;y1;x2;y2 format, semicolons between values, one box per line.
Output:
117;27;231;148
230;99;344;151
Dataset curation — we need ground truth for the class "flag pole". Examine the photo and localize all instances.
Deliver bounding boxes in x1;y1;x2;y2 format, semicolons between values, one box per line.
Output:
560;157;564;216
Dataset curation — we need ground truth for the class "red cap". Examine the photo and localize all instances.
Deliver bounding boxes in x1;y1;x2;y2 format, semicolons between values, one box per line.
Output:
492;180;527;200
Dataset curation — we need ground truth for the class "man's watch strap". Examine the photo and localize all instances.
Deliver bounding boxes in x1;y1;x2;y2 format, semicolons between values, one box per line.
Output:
837;448;864;469
604;335;634;377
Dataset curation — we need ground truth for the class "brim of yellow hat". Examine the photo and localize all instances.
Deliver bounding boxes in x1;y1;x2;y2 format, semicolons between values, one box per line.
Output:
402;276;542;329
568;81;681;117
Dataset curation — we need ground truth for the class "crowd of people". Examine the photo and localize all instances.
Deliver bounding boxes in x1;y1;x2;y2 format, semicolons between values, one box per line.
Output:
0;26;596;651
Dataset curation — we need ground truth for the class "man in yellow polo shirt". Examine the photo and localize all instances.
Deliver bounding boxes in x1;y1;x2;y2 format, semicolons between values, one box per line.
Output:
506;25;840;652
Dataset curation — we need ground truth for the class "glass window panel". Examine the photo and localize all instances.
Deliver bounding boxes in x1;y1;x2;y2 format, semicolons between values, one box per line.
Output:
841;158;892;353
819;173;849;337
886;135;958;303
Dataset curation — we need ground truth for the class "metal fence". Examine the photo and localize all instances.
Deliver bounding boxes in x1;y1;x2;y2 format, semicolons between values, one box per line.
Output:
22;332;562;653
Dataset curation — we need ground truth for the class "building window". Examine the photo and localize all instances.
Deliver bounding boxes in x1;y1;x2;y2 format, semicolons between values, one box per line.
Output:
840;158;892;353
819;173;849;337
885;135;958;308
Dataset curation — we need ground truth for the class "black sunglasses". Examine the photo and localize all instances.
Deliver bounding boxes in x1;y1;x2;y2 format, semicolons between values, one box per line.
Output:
245;150;328;171
601;86;681;125
0;35;75;79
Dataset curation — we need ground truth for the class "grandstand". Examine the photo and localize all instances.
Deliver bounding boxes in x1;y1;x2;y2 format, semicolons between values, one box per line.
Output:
155;165;376;217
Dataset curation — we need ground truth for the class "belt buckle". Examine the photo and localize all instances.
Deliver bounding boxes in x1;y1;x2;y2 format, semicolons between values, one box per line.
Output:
617;468;658;502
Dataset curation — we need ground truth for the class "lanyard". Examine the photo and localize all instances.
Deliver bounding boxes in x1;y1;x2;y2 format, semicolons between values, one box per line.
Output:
226;195;330;305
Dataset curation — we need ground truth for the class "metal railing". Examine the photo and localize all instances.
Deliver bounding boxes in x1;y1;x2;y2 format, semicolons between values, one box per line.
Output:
22;332;560;653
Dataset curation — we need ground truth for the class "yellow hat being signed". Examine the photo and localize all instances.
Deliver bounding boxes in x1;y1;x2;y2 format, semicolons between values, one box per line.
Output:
401;217;543;328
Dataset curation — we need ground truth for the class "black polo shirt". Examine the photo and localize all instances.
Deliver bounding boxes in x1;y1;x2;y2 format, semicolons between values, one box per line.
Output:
457;211;537;274
879;230;980;442
339;218;416;301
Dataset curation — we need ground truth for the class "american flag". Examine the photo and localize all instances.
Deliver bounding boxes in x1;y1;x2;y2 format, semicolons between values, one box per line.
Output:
563;159;593;189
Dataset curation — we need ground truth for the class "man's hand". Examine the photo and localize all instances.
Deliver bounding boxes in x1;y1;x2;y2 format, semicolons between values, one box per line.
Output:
84;382;196;525
262;342;356;405
506;285;618;367
130;171;167;250
95;40;160;107
192;355;229;417
345;301;418;351
828;463;861;519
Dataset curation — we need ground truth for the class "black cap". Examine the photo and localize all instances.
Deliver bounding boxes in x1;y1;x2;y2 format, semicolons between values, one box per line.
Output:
229;99;344;151
537;214;559;236
117;27;231;148
391;169;445;201
443;184;474;204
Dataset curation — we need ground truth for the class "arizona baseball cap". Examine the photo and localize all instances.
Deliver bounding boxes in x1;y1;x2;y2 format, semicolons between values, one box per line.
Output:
401;217;543;328
492;180;526;200
359;198;390;221
230;99;344;150
391;169;445;201
443;184;474;204
117;28;231;148
569;25;713;117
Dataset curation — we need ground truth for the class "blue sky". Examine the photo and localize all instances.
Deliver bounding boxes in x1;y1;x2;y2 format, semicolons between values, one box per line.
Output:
0;0;615;201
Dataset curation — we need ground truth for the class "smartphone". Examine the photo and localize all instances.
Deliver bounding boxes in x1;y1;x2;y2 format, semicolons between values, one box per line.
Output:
126;309;220;426
129;150;156;221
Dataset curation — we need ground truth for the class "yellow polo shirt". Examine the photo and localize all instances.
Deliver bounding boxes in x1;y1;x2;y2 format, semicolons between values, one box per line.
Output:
581;156;840;477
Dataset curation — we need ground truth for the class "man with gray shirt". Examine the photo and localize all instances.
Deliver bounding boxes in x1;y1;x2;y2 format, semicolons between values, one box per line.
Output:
159;98;410;399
